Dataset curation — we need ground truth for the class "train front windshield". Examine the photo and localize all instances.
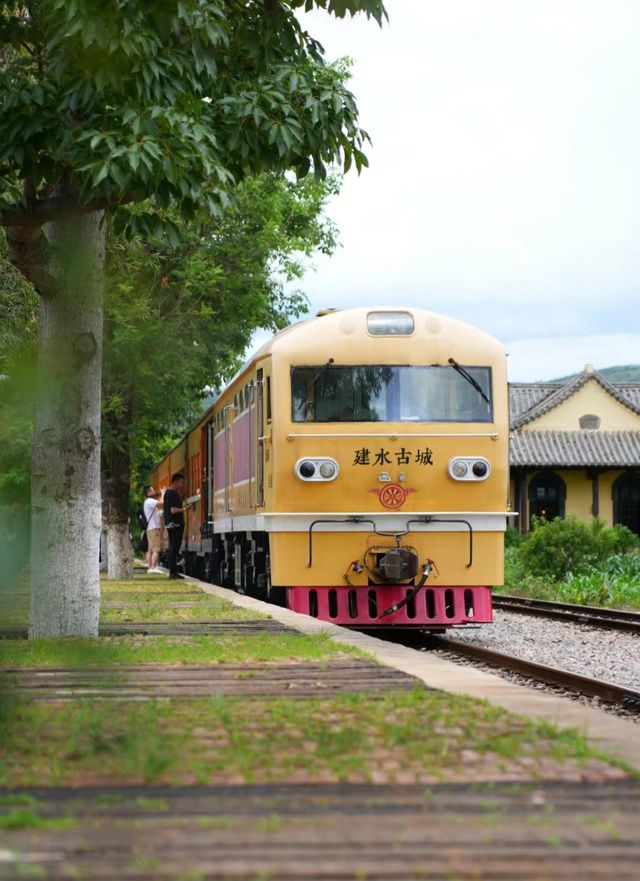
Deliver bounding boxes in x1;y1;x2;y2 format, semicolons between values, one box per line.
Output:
291;365;493;423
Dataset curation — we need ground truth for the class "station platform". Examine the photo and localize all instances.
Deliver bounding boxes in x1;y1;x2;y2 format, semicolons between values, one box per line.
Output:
1;569;639;880
193;575;640;770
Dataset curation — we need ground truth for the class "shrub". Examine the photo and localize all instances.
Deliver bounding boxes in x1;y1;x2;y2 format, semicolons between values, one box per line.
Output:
560;571;612;606
504;527;526;549
517;516;639;583
503;545;527;587
595;523;639;558
601;551;640;580
558;568;640;609
519;516;596;582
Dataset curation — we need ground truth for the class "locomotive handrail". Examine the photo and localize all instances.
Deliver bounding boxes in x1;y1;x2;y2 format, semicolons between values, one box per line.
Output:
407;517;474;567
307;517;376;567
307;515;474;568
287;432;499;439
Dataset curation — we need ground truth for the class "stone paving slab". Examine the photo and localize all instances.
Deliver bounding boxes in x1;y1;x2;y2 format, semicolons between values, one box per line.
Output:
0;620;298;639
2;659;421;701
1;781;639;880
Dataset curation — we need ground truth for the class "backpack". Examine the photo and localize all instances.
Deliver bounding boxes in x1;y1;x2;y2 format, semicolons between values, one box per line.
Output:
138;505;148;531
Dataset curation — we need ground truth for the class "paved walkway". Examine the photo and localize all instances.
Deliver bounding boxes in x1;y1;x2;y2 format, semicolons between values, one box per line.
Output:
3;781;640;879
2;571;639;880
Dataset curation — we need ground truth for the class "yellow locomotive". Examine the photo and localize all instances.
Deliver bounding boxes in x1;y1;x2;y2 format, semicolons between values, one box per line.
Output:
150;307;510;627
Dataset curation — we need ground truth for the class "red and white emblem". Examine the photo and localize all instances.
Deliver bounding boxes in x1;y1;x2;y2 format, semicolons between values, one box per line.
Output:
370;483;416;509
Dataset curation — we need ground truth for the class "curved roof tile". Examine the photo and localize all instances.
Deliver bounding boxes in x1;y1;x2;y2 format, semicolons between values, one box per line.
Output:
509;369;640;428
510;430;640;468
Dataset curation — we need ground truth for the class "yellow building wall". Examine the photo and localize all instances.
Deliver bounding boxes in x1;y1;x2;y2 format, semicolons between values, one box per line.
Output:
600;470;625;526
560;470;593;521
524;380;640;431
517;468;627;530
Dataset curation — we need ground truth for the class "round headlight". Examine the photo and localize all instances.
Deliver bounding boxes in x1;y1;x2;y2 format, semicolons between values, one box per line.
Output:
451;460;468;478
299;461;316;478
319;461;336;479
472;460;488;477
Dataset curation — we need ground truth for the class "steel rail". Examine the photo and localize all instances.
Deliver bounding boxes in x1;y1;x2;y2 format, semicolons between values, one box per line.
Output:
434;637;640;710
493;594;640;634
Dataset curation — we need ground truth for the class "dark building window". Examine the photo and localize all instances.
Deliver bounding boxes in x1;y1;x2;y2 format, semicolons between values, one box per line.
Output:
579;413;601;430
613;473;640;536
528;472;566;528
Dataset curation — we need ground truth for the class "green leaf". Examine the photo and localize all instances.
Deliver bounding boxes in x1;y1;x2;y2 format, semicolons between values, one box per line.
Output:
92;164;110;186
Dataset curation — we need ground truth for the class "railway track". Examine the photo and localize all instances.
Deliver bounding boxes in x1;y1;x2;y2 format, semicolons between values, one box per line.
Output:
493;594;640;633
434;637;640;711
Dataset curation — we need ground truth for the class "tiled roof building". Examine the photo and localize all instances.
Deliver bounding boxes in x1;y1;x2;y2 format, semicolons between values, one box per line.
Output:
509;366;640;534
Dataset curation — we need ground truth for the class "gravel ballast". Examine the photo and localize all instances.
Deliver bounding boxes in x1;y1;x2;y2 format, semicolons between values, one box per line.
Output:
448;610;640;692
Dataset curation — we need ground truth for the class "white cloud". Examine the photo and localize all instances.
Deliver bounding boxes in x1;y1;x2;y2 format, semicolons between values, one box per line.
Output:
290;0;640;376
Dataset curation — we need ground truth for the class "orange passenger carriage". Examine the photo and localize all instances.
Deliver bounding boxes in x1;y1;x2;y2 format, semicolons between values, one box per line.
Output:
149;307;510;629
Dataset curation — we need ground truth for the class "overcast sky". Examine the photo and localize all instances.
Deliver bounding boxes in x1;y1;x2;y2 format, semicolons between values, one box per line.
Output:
287;0;640;381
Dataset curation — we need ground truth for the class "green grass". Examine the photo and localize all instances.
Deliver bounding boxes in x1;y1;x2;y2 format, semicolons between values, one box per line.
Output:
101;576;195;590
1;576;269;627
100;598;262;623
0;793;38;807
0;631;356;668
0;689;628;788
102;586;204;597
0;809;76;830
98;577;266;623
500;544;640;609
496;576;640;609
135;797;170;811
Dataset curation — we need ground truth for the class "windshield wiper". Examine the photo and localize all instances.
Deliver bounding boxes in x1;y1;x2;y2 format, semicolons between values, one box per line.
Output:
306;358;335;395
304;358;334;414
447;358;490;405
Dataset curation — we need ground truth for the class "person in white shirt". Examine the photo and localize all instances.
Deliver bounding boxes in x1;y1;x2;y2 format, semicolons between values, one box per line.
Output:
143;486;164;572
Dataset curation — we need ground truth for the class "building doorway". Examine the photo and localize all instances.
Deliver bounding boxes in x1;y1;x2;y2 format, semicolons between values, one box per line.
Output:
528;472;566;528
613;472;640;535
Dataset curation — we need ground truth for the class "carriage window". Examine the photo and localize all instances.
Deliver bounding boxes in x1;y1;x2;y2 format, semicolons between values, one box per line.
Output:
291;365;492;423
266;376;272;422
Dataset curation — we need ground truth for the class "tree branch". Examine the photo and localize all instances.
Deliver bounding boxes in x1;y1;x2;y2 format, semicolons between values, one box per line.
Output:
6;227;56;298
24;176;37;205
1;193;132;230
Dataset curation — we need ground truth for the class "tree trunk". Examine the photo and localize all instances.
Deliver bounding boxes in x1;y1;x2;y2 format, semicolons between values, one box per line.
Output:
102;409;135;581
28;206;105;637
106;522;134;580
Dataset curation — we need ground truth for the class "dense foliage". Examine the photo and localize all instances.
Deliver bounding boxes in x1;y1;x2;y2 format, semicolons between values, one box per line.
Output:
0;0;384;229
103;171;340;514
0;249;38;506
502;516;640;608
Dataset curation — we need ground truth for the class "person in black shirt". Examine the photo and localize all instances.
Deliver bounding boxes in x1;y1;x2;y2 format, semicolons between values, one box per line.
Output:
163;472;186;578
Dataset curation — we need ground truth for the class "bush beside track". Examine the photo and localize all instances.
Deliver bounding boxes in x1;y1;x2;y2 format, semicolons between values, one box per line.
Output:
498;517;640;608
